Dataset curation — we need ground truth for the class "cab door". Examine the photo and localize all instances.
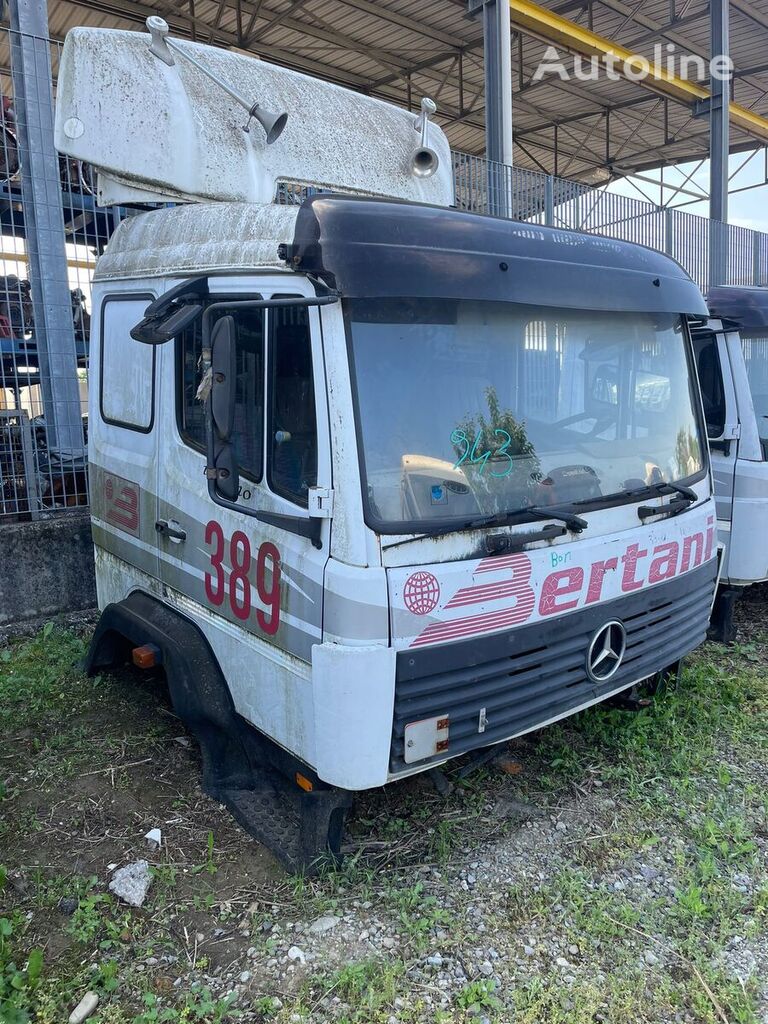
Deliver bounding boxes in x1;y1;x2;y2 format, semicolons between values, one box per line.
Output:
153;275;331;751
90;289;161;590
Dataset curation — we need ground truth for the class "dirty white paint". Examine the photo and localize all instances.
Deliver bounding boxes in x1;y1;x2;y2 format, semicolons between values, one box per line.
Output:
55;26;454;208
94;203;298;282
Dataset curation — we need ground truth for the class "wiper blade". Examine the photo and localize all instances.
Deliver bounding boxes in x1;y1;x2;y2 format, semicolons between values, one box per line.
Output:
624;481;697;503
525;506;589;533
381;505;587;551
637;498;691;522
467;506;588;534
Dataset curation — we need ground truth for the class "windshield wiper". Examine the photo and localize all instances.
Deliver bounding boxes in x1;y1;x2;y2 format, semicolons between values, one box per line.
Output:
381;505;587;551
466;505;588;534
623;480;698;503
637;498;692;522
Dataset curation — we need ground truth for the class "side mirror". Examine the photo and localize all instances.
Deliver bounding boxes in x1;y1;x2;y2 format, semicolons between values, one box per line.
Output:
131;302;203;345
207;315;239;501
211;316;236;439
130;275;209;344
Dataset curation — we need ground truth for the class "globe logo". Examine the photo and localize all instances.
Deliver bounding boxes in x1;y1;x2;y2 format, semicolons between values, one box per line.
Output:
403;571;441;616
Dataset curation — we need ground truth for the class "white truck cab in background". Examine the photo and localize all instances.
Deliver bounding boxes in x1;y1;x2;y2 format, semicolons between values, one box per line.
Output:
55;19;720;871
691;286;768;641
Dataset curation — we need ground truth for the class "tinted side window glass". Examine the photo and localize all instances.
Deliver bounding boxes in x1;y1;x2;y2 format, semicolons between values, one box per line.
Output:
692;333;726;438
268;306;317;506
179;306;265;481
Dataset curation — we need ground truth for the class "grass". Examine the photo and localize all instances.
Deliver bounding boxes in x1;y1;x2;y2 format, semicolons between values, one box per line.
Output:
0;608;767;1022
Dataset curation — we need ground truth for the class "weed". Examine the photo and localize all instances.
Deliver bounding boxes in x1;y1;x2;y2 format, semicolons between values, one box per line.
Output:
455;978;502;1014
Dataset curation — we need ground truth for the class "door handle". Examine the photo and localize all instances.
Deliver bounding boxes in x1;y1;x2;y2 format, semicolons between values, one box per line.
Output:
155;519;187;543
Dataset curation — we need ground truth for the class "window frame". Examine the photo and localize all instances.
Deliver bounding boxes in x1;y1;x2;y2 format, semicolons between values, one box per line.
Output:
266;297;318;509
175;293;266;486
692;328;728;440
99;293;157;434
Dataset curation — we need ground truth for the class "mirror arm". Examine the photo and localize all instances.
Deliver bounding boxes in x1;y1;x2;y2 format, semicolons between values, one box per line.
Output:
204;475;323;548
201;293;339;336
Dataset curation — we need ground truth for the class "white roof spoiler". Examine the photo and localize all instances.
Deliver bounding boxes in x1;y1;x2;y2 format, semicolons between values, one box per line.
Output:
54;20;454;208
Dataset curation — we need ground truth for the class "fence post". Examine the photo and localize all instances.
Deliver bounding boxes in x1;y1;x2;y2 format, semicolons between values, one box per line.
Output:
544;175;554;227
753;231;761;286
664;207;674;257
9;0;85;461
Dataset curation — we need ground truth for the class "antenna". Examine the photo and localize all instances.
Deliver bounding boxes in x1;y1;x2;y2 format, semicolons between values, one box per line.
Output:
409;97;439;178
145;17;288;143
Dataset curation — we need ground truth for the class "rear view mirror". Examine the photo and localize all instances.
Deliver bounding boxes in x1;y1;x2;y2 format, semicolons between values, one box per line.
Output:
207;314;239;501
590;364;619;406
211;316;236;439
132;302;203;344
130;275;208;344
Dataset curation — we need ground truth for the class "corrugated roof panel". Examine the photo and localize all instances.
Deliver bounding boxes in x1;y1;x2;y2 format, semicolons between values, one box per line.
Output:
4;0;768;179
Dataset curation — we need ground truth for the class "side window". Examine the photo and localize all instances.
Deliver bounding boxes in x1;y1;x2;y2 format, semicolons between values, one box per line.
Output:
100;296;156;432
268;306;317;506
692;333;726;438
179;305;265;481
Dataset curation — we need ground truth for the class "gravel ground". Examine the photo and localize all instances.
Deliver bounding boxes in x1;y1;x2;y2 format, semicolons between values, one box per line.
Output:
1;590;767;1023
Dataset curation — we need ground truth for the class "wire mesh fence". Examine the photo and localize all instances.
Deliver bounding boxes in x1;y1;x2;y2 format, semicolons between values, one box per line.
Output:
2;24;768;524
452;152;768;292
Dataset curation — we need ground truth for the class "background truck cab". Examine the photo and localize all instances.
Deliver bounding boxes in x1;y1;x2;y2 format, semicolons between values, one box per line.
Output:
691;286;768;640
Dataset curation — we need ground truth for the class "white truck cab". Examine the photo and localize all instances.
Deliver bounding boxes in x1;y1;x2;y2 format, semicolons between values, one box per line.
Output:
690;286;768;640
55;20;719;871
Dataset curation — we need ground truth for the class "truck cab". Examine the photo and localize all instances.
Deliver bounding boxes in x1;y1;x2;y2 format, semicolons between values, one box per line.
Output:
690;286;768;640
55;20;719;871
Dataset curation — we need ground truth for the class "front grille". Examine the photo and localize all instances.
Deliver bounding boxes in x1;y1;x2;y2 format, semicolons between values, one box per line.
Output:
390;560;716;772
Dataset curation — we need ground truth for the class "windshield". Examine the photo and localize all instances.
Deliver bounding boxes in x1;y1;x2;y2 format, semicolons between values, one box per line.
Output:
346;299;706;531
741;335;768;452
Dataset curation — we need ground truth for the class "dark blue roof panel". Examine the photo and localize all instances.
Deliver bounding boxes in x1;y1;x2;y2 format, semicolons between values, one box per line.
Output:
290;194;708;316
707;286;768;333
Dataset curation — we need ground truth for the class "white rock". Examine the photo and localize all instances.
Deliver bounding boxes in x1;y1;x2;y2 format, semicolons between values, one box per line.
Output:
287;946;306;963
69;991;99;1024
109;861;152;908
144;828;162;848
555;957;570;968
308;915;340;935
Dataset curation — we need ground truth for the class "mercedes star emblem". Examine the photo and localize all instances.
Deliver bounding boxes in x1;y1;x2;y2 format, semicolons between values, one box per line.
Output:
586;620;627;683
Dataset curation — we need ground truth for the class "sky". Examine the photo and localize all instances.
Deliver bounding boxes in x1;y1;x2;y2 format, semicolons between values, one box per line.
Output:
607;150;768;233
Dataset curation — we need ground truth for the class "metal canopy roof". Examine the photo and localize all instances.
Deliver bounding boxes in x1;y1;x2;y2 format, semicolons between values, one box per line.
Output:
10;0;768;184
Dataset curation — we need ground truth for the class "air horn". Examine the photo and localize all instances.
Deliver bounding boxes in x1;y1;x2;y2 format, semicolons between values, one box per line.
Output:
146;17;288;144
409;97;439;178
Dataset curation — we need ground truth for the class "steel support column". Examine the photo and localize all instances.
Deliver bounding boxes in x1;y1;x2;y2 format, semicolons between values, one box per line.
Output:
482;0;514;165
709;0;730;285
471;0;514;215
9;0;85;459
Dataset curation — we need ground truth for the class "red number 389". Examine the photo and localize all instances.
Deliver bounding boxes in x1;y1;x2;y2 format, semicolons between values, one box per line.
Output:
203;520;281;636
